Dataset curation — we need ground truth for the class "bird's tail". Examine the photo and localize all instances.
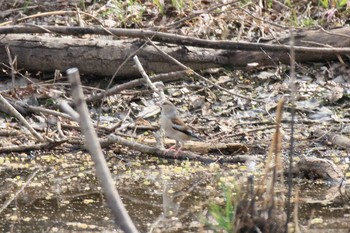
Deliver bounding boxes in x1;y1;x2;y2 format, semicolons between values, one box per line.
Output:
190;132;203;141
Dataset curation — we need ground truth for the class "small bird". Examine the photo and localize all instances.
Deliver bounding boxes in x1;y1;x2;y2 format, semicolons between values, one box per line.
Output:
160;100;202;155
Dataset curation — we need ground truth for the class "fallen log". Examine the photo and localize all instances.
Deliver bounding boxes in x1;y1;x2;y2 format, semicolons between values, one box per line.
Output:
1;26;350;77
0;34;225;77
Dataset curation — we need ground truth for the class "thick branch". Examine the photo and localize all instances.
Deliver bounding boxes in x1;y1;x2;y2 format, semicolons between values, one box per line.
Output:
66;68;138;233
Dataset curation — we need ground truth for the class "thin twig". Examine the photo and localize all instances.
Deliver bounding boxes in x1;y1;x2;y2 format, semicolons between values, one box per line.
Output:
0;11;103;26
25;105;75;121
0;168;40;214
285;29;296;233
146;38;265;103
133;55;165;101
0;94;45;142
0;140;67;153
85;70;187;103
95;37;150;128
133;55;165;148
5;46;16;89
163;0;240;29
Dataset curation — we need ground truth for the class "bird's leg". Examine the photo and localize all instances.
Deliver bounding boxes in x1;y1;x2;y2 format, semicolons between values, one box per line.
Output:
165;144;176;152
164;141;184;158
173;141;183;158
164;140;178;154
173;146;183;158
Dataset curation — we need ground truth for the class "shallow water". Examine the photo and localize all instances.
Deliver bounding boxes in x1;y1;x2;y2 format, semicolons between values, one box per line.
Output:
0;152;349;232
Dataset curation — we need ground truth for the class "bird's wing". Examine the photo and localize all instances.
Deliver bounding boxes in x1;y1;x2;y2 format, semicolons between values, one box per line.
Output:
171;117;202;141
171;117;189;132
